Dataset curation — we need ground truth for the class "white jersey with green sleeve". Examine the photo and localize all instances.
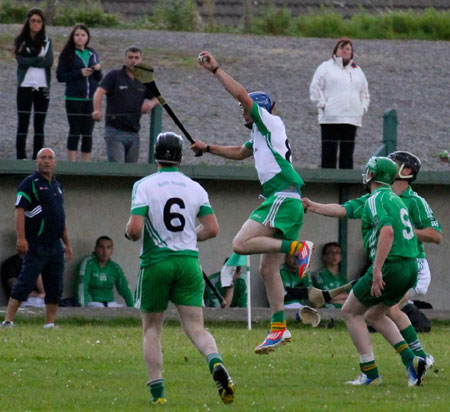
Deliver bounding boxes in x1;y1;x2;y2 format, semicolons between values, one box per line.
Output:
130;167;214;267
244;102;304;197
399;186;441;258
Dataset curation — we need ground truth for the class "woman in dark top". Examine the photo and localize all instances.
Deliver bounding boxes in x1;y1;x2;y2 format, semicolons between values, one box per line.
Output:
14;8;53;160
57;23;102;161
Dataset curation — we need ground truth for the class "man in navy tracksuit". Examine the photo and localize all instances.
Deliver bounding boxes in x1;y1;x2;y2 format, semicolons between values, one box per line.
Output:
2;148;72;328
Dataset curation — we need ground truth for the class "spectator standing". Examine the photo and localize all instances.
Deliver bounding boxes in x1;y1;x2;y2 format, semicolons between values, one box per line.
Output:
76;236;133;307
1;148;72;328
309;242;349;308
310;38;369;169
92;46;158;162
126;132;235;405
56;23;102;162
14;8;53;160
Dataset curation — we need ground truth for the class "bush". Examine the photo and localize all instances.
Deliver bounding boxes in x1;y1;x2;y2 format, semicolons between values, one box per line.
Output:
149;0;201;32
0;0;30;24
294;10;347;38
53;2;119;27
252;5;292;36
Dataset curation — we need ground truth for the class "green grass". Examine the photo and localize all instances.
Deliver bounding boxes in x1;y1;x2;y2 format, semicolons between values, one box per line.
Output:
0;318;449;411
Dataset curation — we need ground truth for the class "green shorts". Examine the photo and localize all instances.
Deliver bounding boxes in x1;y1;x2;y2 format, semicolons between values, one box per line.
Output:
353;258;418;307
249;194;304;240
135;256;204;312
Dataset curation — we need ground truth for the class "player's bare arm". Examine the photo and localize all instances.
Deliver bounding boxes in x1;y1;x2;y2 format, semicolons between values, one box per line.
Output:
198;51;253;112
302;198;347;217
371;225;393;297
126;215;144;241
191;139;252;160
196;214;219;241
415;227;442;244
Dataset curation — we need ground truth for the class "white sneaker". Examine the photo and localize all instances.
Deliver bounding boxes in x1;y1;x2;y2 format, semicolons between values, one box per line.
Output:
1;321;14;328
425;354;434;374
345;372;382;386
43;323;59;329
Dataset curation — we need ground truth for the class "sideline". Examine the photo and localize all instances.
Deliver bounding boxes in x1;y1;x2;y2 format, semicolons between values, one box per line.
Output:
1;307;449;322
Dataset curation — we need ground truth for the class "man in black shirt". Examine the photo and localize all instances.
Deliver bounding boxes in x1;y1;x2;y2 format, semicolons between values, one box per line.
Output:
92;46;159;162
2;148;72;328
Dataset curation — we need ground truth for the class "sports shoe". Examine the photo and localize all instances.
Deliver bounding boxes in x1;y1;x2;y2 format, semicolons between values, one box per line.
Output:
43;323;59;329
212;363;235;405
425;354;434;372
294;241;315;279
254;329;291;354
1;321;14;328
345;372;382;386
407;356;426;387
151;397;167;405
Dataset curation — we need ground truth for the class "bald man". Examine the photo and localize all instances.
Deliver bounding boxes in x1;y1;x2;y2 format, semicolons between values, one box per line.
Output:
2;148;72;328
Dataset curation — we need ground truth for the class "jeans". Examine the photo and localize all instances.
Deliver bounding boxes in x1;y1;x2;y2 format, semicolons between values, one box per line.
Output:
104;125;140;162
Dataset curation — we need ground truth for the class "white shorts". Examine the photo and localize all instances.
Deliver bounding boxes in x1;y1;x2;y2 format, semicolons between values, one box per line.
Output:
409;258;431;297
87;301;124;308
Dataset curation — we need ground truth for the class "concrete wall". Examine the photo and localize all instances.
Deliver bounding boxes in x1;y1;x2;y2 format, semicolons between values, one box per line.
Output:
0;172;448;308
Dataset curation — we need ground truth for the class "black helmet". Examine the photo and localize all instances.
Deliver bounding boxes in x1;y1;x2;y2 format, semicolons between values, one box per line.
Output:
388;151;421;182
155;132;183;164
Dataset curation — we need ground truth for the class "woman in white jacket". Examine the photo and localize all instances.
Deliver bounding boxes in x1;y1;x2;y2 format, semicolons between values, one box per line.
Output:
310;38;370;169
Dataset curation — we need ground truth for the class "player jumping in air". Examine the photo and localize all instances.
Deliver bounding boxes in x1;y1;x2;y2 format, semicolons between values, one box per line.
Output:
192;51;314;354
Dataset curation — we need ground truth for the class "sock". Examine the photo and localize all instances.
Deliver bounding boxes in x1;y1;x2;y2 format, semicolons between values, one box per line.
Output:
401;325;427;358
207;353;223;374
281;240;303;255
359;353;379;379
394;340;415;366
270;311;286;331
148;379;165;402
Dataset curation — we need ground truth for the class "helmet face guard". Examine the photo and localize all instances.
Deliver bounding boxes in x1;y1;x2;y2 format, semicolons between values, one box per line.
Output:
388;151;421;182
155;132;183;164
362;156;397;187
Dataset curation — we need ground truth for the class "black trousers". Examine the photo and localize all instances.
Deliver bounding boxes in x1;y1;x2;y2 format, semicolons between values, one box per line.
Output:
11;242;64;304
320;124;358;169
65;99;94;152
16;87;50;159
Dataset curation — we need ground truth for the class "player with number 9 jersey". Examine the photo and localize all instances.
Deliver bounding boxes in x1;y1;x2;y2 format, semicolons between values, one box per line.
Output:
361;186;418;262
130;167;214;268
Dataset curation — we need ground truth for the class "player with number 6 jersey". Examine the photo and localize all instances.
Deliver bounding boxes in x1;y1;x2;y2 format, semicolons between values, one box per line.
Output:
126;132;235;406
130;167;212;267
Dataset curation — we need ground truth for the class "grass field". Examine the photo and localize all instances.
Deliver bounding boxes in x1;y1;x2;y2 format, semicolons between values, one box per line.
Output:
0;317;449;412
